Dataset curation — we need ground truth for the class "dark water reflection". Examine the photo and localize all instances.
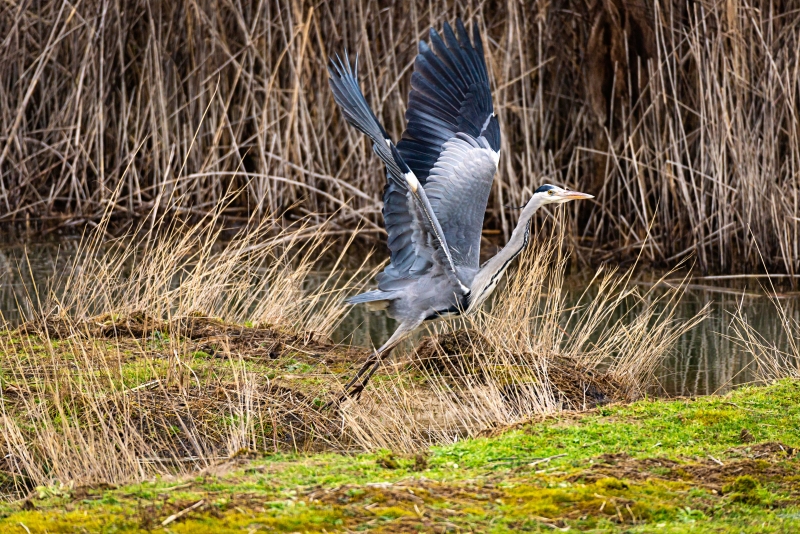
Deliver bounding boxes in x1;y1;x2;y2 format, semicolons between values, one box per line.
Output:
0;237;84;325
1;238;797;397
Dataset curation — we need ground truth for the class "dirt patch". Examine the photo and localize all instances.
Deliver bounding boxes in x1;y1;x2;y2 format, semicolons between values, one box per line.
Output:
0;313;363;498
71;482;117;501
412;329;624;409
22;317;626;413
413;329;493;378
309;477;502;532
546;356;624;408
24;312;361;364
573;443;799;494
728;441;796;459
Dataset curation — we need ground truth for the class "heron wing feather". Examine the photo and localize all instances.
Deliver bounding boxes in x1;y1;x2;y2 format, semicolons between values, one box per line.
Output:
328;53;465;291
396;20;499;272
396;20;499;185
424;134;498;269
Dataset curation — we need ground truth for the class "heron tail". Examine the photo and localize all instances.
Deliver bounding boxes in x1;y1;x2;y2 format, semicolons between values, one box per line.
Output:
346;290;392;311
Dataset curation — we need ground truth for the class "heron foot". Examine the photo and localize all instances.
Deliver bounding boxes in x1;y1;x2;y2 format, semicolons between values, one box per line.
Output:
347;383;365;398
322;380;367;410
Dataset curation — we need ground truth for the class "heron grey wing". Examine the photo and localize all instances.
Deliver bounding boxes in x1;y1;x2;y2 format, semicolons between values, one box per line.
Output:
328;55;407;186
327;54;466;290
424;134;498;269
380;178;432;281
396;19;500;186
379;184;475;299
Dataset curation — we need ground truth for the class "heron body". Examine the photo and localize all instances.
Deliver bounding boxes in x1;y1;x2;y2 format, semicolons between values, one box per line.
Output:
328;19;593;398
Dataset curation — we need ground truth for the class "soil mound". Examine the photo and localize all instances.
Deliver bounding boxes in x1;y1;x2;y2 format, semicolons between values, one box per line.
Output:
574;443;798;493
412;330;624;409
21;311;360;364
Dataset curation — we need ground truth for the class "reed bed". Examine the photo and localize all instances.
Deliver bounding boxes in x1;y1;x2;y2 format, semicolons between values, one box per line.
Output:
1;1;798;274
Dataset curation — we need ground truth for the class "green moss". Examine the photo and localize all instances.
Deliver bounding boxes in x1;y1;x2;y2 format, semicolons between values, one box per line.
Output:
724;474;759;494
723;475;765;505
1;363;798;533
596;476;628;490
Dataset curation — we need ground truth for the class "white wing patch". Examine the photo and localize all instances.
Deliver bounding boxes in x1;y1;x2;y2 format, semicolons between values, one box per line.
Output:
479;112;496;134
489;148;500;166
404;171;420;193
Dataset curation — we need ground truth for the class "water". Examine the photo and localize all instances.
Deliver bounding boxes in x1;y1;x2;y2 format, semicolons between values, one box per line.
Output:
0;236;83;324
1;237;797;397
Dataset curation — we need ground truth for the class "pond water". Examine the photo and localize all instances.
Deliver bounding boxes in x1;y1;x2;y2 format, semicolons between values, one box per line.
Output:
1;236;797;398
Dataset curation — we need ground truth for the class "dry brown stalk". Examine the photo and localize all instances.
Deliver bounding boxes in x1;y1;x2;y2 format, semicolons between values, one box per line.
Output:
0;1;797;274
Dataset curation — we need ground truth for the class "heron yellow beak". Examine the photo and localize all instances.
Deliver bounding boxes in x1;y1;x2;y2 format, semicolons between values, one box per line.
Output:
558;190;594;201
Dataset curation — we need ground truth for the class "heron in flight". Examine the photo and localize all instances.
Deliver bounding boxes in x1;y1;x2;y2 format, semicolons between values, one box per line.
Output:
328;19;592;399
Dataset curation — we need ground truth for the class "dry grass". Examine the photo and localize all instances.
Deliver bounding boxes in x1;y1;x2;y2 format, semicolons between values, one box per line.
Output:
0;1;798;274
0;194;708;498
0;185;373;498
0;0;745;496
338;223;708;451
730;283;800;382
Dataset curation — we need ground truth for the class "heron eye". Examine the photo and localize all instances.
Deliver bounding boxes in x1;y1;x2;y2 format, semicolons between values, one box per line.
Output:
548;190;554;196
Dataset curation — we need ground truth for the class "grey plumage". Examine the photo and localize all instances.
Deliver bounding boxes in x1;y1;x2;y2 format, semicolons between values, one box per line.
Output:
327;19;593;400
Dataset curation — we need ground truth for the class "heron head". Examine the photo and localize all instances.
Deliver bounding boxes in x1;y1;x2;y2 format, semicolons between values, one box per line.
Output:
533;184;594;204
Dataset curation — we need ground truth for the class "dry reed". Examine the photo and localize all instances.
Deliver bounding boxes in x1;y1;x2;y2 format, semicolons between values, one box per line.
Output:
730;282;800;381
0;1;798;274
0;183;373;497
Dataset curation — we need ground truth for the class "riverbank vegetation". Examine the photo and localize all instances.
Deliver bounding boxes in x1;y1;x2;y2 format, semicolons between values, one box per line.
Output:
0;197;707;500
1;1;798;529
732;285;800;382
1;0;799;274
1;379;798;532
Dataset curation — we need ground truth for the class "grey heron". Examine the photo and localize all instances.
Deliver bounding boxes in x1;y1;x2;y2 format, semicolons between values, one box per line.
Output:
328;19;593;399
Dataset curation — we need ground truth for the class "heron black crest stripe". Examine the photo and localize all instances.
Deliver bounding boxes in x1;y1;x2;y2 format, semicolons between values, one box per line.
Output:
534;184;557;193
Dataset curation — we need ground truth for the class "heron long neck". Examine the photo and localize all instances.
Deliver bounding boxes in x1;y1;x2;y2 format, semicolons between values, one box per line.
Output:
466;195;544;313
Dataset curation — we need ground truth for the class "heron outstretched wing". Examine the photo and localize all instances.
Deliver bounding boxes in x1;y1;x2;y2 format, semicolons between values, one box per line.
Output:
328;55;468;292
424;134;498;267
397;19;500;270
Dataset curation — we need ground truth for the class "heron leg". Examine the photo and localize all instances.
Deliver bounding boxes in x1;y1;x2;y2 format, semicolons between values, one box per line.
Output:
341;347;392;399
332;321;419;404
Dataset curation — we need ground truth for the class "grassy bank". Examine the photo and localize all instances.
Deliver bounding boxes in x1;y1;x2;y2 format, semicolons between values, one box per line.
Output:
0;211;705;498
9;195;797;532
0;380;797;532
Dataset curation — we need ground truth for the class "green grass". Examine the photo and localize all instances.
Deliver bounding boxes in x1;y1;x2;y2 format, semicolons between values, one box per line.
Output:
2;380;798;532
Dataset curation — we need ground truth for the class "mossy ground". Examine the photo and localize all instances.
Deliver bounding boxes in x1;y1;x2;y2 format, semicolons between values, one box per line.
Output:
0;317;628;470
1;380;798;532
